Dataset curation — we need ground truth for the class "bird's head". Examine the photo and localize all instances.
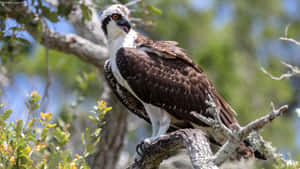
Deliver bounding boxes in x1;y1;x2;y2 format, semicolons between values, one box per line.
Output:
101;4;131;41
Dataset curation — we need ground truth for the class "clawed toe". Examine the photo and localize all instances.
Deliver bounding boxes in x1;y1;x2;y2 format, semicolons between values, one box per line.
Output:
136;139;152;157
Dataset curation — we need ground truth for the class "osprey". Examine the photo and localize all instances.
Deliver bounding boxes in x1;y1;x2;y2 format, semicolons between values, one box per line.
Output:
101;4;265;159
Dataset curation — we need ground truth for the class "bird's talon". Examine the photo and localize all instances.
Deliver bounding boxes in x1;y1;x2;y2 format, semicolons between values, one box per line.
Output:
136;139;152;157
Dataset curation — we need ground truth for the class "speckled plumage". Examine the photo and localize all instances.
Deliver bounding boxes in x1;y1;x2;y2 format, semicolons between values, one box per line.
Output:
117;33;237;128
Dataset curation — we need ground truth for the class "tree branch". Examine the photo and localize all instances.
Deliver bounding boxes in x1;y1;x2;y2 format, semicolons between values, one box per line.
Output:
46;0;107;45
239;103;288;138
127;129;218;169
6;5;108;69
127;96;289;169
280;37;300;46
261;61;300;80
260;25;300;80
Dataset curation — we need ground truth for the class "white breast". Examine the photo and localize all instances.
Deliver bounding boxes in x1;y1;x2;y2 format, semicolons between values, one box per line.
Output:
108;30;141;100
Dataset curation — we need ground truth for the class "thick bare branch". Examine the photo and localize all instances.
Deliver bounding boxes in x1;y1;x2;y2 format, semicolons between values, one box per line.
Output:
131;93;289;168
127;129;218;169
6;5;108;68
0;1;26;5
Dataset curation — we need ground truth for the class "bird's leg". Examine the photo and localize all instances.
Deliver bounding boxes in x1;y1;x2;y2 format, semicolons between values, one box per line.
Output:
136;104;170;157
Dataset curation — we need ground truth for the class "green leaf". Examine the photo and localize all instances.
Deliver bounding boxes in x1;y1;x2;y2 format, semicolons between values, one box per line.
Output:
48;151;60;169
93;128;101;137
41;6;59;22
41;127;49;139
0;109;12;121
88;115;98;123
57;4;73;17
80;4;92;22
149;5;162;15
81;133;86;146
16;119;23;138
53;128;69;146
15;38;31;45
27;118;36;129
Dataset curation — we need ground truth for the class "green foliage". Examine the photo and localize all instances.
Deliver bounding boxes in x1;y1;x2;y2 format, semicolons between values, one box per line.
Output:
273;158;300;169
80;4;92;23
0;0;92;61
0;91;109;168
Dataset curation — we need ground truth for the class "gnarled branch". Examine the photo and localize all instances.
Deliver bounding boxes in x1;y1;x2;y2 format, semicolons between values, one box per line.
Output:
127;129;218;169
127;99;289;169
5;4;108;69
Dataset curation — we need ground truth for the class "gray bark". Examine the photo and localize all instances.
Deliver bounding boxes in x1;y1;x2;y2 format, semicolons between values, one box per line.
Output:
127;129;218;169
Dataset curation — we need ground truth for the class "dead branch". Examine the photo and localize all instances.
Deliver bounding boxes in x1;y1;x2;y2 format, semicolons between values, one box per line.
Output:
5;4;108;69
128;96;288;169
280;37;300;47
261;61;300;80
261;25;300;80
127;129;218;169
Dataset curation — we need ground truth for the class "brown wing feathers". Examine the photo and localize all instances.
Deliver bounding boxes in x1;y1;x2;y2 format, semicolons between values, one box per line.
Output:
108;32;266;159
104;60;192;131
116;47;237;128
135;33;204;73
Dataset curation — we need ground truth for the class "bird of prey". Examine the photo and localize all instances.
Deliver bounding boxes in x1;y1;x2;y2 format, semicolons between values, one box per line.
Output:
101;4;265;159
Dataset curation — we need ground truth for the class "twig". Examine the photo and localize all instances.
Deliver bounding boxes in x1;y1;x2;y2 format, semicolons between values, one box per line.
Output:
279;24;300;46
262;25;300;80
211;102;288;165
111;0;121;4
0;1;26;5
41;23;51;104
261;61;300;80
125;0;142;7
284;24;290;38
239;103;288;138
280;37;300;46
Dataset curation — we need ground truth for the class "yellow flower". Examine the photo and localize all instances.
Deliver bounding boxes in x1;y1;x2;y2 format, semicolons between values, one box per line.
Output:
31;91;38;97
58;163;63;169
40;112;52;122
97;100;107;110
9;156;15;165
7;145;12;153
0;144;6;154
34;144;46;151
75;154;79;159
70;161;77;169
47;123;57;128
25;145;31;153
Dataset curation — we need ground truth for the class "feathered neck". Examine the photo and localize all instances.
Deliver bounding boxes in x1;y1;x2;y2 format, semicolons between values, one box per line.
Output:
107;29;137;57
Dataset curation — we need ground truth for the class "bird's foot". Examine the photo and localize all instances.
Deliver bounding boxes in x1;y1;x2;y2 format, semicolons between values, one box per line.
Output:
136;138;152;158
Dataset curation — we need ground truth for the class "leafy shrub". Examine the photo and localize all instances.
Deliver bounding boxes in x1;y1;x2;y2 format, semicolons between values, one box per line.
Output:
0;90;109;169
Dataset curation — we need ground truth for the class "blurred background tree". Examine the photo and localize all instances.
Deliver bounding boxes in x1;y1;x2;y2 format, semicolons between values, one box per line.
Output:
1;0;300;168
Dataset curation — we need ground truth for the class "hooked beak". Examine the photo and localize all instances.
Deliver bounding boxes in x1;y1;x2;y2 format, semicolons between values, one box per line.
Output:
116;20;131;33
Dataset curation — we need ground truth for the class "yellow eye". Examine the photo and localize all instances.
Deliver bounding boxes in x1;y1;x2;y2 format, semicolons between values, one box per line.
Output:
112;14;119;20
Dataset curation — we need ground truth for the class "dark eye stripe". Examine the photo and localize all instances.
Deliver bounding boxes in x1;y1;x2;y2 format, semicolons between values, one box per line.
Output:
101;16;111;35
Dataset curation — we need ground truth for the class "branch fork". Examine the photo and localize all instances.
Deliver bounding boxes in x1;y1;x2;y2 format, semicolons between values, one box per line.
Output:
128;93;289;169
